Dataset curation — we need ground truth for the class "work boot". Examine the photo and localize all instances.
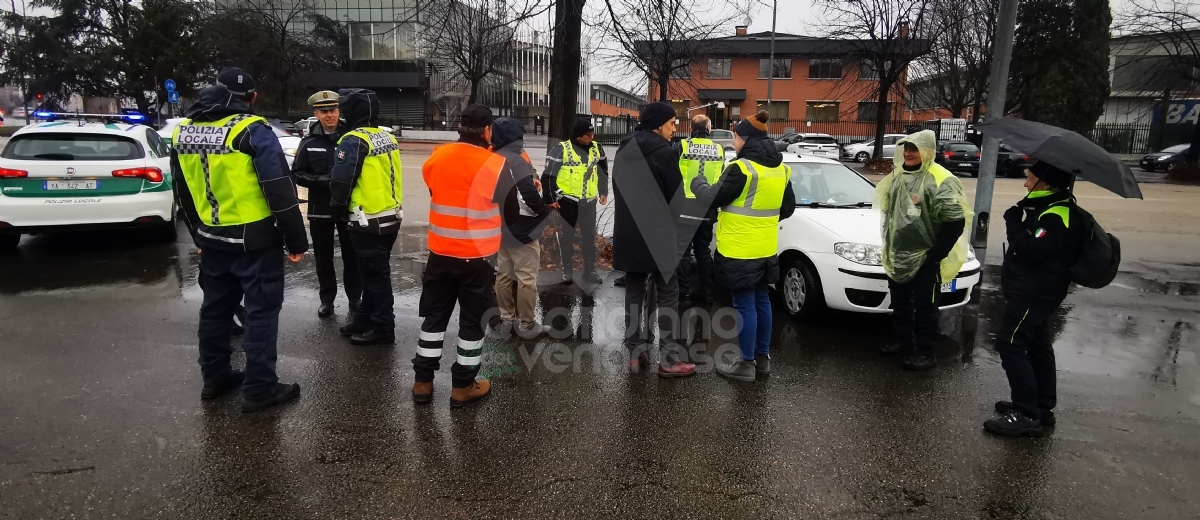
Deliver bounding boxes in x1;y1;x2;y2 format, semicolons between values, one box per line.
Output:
515;322;546;340
582;271;603;284
754;354;771;376
613;274;627;287
339;319;371;336
628;351;651;372
717;359;756;382
450;380;491;408
658;361;698;379
984;411;1045;438
317;303;334;318
241;383;301;413
879;343;911;357
996;401;1056;427
351;328;395;346
902;353;937;371
412;381;433;404
201;371;244;400
561;269;574;285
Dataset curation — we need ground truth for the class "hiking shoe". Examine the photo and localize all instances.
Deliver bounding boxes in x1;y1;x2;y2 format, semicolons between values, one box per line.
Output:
658;362;698;378
201;371;244;400
350;328;395;346
754;354;771;376
902;353;937;371
717;359;756;382
241;383;301;413
996;401;1056;427
412;382;433;404
582;271;603;284
984;411;1045;438
450;380;491;408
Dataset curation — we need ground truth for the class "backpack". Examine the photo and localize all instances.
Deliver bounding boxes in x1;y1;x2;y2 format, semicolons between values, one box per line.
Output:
1067;203;1121;289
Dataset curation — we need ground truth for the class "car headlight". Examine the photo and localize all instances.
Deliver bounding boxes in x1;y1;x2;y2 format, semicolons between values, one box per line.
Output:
967;246;977;262
835;242;883;266
1158;154;1175;161
284;148;297;157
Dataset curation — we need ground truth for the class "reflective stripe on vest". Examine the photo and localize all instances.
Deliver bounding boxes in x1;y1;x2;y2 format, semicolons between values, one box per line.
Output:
339;128;403;215
425;142;505;258
715;159;790;260
173;114;272;227
558;140;601;200
680;138;725;199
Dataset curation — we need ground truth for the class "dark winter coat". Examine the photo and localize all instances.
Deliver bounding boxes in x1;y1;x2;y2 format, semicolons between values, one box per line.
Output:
1001;189;1084;301
691;134;796;290
612;130;685;274
291;121;343;220
493;139;550;247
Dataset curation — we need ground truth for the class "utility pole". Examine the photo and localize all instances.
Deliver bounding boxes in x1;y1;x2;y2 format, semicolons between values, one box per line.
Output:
765;0;777;126
970;0;1018;261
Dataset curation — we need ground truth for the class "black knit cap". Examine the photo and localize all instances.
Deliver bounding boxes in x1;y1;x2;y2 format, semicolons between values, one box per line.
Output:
461;104;494;129
571;118;594;138
636;102;676;131
1029;160;1074;189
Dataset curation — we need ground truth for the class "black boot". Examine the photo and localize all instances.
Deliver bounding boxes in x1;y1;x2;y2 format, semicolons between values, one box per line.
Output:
984;411;1045;438
613;274;627;287
996;401;1056;427
582;271;603;284
339;318;371;336
317;303;334;317
351;327;395;346
201;371;244;400
241;383;301;413
879;343;911;357
902;352;937;371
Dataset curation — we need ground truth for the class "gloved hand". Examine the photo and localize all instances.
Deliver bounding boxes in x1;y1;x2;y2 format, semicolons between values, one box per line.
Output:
1003;205;1024;236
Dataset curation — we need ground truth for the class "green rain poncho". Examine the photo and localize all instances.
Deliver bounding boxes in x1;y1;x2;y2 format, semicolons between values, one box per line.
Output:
872;130;974;284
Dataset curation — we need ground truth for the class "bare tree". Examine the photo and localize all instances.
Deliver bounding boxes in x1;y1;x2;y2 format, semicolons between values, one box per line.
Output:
210;0;321;114
815;0;936;159
914;0;996;121
548;0;586;141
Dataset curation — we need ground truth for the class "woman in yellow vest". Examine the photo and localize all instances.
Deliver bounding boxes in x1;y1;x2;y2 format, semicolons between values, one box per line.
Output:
690;111;796;382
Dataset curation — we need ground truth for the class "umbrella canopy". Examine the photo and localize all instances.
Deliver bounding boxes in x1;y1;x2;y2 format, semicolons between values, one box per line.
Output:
975;118;1143;199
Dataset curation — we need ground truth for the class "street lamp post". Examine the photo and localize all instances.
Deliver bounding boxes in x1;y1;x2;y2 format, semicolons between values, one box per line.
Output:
765;0;777;130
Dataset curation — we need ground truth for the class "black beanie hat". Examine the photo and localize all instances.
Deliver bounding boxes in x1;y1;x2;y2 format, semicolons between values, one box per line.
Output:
570;118;594;138
1029;160;1074;189
635;102;676;132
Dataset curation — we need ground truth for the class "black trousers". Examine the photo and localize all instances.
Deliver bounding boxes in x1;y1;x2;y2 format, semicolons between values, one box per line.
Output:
675;220;713;298
623;271;683;366
558;199;597;273
888;260;941;355
310;218;362;307
349;231;398;330
996;296;1062;422
414;252;496;388
197;247;283;401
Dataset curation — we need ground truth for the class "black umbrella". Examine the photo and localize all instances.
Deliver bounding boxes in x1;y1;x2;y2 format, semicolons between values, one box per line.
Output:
975;118;1143;199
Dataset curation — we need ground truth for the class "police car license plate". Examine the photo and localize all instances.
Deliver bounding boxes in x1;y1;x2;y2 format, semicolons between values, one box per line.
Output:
45;180;98;190
940;279;958;293
810;150;827;155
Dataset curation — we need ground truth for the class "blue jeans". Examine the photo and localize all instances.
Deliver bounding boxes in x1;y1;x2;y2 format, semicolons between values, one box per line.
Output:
197;247;284;401
731;280;772;361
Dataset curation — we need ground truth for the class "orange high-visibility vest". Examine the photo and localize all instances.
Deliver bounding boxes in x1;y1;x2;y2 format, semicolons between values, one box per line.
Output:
422;142;505;258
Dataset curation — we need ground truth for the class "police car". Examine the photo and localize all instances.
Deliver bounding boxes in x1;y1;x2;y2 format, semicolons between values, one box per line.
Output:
0;111;176;249
770;153;982;316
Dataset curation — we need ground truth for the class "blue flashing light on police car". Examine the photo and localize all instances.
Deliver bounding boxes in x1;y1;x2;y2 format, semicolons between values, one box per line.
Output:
33;111;54;119
124;112;146;122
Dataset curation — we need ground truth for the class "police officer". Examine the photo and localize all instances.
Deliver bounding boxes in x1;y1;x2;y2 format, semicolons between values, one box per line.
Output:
413;104;506;407
329;89;403;346
691;111;796;381
292;90;362;318
544;118;608;285
674;114;724;305
985;161;1083;437
172;69;308;412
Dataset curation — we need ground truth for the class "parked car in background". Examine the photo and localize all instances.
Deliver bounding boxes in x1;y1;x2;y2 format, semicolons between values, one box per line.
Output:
1140;144;1191;172
935;141;982;177
709;129;735;150
842;134;908;163
773;132;803;152
785;133;841;159
10;107;29;119
996;145;1034;178
296;117;318;138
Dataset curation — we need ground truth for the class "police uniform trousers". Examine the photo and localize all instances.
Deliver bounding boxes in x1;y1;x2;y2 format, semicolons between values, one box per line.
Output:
349;230;398;330
558;198;597;273
414;252;496;388
888;259;941;355
310;216;362;309
197;247;284;401
996;296;1063;422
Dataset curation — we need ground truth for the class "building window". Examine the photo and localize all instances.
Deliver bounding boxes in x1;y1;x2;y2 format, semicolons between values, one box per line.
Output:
707;58;732;79
805;101;839;122
758;58;792;79
670;57;692;78
857;101;894;122
808;59;842;80
755;100;789;120
859;60;879;81
350;22;416;60
670;99;690;121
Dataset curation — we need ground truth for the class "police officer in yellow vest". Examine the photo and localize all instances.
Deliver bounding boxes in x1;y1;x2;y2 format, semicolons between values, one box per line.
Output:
674;114;724;305
690;111;796;382
543;118;608;285
329;89;403;346
171;70;309;412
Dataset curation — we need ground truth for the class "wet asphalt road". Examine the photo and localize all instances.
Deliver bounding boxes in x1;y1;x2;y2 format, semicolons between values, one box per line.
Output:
1;222;1198;519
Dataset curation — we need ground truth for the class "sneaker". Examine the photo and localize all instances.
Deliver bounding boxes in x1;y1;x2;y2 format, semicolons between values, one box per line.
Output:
582;271;603;284
339;321;371;336
200;371;244;400
450;380;491;408
412;381;433;404
658;362;698;378
350;328;396;346
717;359;756;382
984;411;1045;438
241;383;301;413
996;401;1056;427
754;354;771;376
902;353;937;371
879;343;911;357
613;274;627;287
515;322;546;339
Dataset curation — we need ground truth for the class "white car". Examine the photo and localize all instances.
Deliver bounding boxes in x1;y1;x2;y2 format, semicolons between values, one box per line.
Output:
842;133;908;163
158;117;301;168
0;113;177;249
784;133;841;158
773;153;981;316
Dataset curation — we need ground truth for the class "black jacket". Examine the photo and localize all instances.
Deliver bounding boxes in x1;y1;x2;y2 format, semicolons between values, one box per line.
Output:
171;86;308;255
612;130;685;274
494;140;550;247
291;121;343;220
691;135;796;290
1002;189;1084;301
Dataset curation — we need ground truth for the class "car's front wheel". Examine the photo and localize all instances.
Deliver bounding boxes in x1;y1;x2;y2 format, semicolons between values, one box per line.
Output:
780;257;824;318
0;234;20;250
855;152;870;163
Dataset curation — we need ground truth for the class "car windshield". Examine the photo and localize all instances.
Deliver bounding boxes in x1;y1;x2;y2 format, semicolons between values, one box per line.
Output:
786;161;876;206
1161;144;1189;153
1;133;143;161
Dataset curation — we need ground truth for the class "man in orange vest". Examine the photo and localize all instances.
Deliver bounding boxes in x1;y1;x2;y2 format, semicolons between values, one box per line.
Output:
413;105;506;408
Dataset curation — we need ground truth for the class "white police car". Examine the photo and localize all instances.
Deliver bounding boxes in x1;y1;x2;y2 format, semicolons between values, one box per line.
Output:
158;117;301;167
771;153;981;316
0;111;176;249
